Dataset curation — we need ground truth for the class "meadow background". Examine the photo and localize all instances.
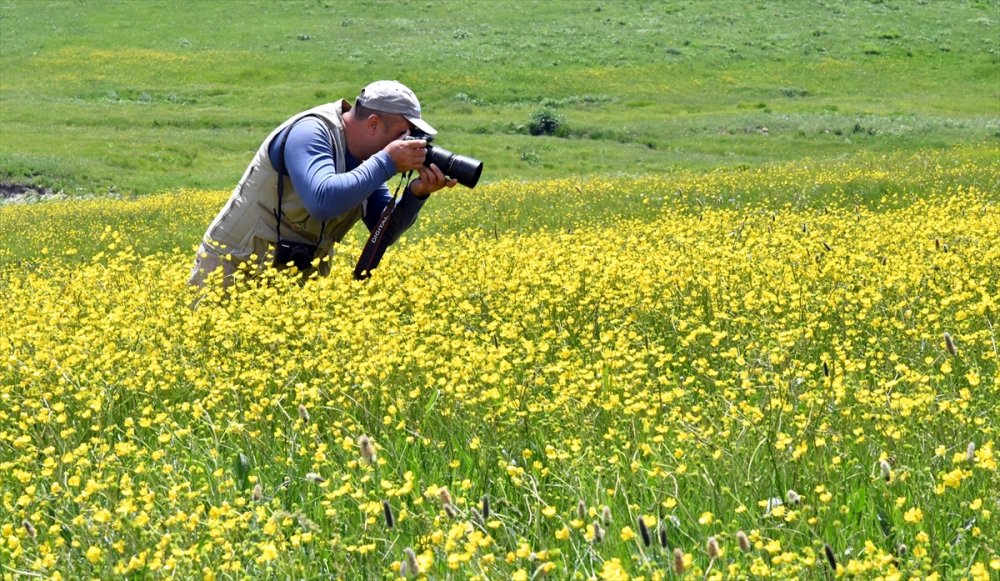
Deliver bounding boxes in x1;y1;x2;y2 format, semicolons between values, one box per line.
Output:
1;1;999;580
1;0;998;196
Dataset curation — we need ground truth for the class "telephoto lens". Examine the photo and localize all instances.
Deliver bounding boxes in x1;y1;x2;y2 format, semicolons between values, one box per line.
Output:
425;144;483;188
404;132;483;188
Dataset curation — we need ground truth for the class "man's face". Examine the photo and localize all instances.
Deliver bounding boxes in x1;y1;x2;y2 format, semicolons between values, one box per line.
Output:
365;113;413;156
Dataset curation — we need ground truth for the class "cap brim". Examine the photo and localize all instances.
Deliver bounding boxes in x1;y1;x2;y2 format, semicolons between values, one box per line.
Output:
407;116;437;136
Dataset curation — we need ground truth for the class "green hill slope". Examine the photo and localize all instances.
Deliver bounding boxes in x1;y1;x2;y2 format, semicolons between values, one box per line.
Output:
1;0;997;195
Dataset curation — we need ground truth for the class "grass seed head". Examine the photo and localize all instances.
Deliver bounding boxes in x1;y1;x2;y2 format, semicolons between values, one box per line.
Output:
786;489;801;504
944;332;957;356
382;499;394;529
305;472;325;484
403;547;419;577
737;530;750;552
659;520;669;549
577;499;587;520
592;521;605;543
23;519;36;538
358;435;376;464
966;441;976;462
439;487;453;507
707;536;720;559
638;515;651;547
444;503;458;519
297;403;309;423
897;543;907;557
482;494;490;520
252;483;263;502
673;548;685;574
601;505;612;525
880;459;892;482
824;543;838;571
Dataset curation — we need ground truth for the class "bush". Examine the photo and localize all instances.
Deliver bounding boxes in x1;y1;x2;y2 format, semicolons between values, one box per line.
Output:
529;108;566;137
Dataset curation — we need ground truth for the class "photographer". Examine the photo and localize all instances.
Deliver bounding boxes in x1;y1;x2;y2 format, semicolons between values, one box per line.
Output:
188;80;456;287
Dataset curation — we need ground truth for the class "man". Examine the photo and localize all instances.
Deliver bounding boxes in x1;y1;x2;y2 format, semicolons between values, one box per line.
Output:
188;80;455;287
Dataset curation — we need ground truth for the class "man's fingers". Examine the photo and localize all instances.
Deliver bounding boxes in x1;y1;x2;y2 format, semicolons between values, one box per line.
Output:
425;165;458;189
410;163;456;197
386;139;429;171
427;163;446;183
414;164;439;187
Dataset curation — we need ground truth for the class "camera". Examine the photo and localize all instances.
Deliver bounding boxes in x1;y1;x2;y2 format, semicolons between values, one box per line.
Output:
274;240;318;271
404;131;483;188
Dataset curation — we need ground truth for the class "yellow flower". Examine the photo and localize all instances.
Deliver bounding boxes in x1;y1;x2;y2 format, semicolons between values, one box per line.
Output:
257;542;278;562
904;507;923;523
0;156;995;578
600;558;629;581
941;468;966;489
970;563;989;581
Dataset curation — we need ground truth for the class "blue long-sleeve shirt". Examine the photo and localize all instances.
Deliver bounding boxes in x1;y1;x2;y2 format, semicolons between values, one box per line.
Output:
267;116;428;245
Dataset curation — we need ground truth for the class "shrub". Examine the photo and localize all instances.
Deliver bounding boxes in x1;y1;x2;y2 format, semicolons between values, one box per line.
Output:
529;108;566;137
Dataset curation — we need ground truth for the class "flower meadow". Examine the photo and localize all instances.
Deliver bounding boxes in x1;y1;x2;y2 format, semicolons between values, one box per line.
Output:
1;151;998;580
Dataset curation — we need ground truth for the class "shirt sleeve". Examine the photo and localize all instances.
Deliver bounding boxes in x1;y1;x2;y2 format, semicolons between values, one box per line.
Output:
267;116;397;223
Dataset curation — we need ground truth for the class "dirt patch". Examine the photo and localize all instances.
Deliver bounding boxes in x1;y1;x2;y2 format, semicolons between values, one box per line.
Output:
0;182;56;199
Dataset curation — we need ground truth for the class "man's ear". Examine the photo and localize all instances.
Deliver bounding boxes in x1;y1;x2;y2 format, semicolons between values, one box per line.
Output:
366;114;380;135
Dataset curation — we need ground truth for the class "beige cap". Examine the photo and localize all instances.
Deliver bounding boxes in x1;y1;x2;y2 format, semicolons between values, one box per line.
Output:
357;80;436;136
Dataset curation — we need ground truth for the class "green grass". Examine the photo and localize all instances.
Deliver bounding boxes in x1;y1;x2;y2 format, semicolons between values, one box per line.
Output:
1;0;998;195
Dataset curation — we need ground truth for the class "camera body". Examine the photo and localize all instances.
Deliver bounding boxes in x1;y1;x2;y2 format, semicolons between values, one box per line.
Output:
403;131;483;189
274;239;318;271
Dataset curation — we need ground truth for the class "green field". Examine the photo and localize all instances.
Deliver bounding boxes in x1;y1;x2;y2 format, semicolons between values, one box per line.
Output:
1;0;998;196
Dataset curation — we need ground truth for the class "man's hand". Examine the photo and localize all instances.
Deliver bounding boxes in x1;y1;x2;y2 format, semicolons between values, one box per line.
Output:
383;138;428;172
410;163;457;198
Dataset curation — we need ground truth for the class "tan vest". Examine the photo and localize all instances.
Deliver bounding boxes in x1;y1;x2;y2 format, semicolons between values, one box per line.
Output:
200;100;364;272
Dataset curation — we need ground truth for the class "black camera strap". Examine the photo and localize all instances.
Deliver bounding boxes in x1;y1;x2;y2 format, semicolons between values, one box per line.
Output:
274;116;326;251
353;171;410;280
